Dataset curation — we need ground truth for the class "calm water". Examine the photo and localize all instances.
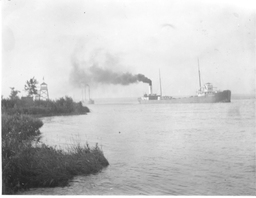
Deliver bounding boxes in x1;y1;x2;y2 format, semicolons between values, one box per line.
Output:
23;99;255;195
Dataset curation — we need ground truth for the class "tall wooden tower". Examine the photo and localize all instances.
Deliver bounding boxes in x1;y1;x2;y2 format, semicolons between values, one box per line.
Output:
39;80;49;100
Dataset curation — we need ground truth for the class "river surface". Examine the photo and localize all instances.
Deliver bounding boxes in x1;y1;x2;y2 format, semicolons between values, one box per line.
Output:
22;99;255;195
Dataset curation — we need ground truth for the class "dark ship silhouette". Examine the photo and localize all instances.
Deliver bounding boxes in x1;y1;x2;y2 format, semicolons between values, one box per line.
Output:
138;60;231;104
81;84;94;105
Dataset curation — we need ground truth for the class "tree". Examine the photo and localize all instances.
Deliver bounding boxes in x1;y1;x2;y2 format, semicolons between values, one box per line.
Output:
24;77;38;98
9;87;20;100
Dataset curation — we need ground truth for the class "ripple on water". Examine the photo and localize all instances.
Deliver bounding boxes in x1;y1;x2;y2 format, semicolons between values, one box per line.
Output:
21;100;256;195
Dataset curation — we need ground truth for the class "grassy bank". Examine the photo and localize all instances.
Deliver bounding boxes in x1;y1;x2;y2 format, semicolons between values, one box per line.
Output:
2;96;90;117
2;112;109;194
3;142;109;194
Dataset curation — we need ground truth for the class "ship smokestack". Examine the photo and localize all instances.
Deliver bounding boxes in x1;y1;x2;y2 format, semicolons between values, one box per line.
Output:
149;83;152;95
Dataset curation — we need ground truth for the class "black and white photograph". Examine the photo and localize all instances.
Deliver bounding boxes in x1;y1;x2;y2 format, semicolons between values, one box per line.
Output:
1;0;255;195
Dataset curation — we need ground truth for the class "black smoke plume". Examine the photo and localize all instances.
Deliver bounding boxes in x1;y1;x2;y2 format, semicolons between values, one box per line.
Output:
88;65;151;85
70;63;151;87
69;50;152;88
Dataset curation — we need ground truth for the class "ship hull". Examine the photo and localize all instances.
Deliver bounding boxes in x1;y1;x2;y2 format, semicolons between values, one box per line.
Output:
139;90;231;104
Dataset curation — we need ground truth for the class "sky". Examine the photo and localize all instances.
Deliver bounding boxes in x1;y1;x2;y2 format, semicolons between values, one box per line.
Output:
1;0;255;101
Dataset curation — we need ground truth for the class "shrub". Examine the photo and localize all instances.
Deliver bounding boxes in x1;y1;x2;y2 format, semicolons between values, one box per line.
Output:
2;113;43;159
2;113;43;194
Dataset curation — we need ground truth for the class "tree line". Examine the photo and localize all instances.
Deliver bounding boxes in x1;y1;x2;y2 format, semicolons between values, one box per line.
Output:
2;77;89;116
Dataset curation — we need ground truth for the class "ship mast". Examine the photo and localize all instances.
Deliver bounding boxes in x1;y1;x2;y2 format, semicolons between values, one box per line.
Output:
159;69;162;97
81;83;86;102
198;58;202;91
87;84;90;100
81;88;84;102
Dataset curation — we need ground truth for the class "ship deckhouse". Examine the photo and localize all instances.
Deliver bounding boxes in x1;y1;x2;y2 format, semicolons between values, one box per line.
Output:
197;83;219;97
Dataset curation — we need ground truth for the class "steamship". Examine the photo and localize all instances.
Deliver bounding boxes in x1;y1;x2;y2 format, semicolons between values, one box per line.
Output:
81;84;95;105
138;61;231;104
